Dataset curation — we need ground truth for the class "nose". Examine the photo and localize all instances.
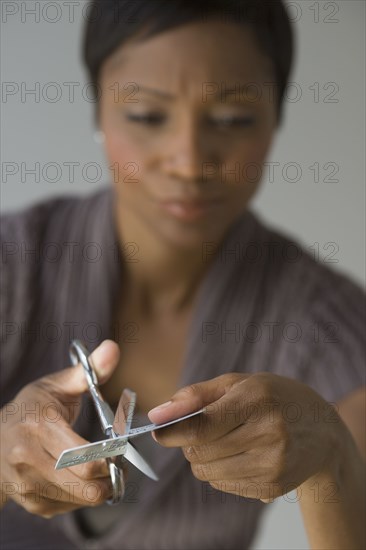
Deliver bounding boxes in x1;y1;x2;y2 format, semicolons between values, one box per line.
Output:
161;118;212;182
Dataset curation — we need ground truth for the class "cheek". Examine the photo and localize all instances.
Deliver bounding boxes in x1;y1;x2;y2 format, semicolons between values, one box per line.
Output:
104;131;144;187
219;134;273;207
102;131;156;212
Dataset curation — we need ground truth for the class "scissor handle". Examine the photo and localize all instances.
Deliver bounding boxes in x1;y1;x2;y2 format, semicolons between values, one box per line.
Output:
106;459;125;505
69;339;98;387
69;339;115;432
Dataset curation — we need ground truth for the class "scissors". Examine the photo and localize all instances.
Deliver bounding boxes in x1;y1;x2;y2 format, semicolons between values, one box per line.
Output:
55;340;204;505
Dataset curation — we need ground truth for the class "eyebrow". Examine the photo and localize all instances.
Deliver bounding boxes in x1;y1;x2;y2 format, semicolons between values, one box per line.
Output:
206;83;268;98
135;84;262;102
136;85;176;100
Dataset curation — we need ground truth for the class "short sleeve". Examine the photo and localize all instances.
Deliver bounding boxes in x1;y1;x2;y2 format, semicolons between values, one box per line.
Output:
0;204;47;404
295;260;365;404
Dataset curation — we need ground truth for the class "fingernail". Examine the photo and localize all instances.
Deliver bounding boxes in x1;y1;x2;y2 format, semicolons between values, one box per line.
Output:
149;401;172;415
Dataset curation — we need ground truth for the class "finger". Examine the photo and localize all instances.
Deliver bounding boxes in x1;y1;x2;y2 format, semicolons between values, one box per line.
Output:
208;479;276;501
11;472;114;512
88;339;121;385
17;494;84;517
41;419;110;479
188;451;261;483
179;423;262;464
152;376;253;447
4;445;114;509
36;340;120;399
148;373;249;424
19;496;89;518
16;450;115;507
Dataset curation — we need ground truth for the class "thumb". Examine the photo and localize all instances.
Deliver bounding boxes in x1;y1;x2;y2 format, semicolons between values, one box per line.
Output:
147;373;248;425
38;339;120;398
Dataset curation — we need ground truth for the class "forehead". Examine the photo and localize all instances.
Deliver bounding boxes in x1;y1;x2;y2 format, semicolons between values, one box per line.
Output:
100;20;275;97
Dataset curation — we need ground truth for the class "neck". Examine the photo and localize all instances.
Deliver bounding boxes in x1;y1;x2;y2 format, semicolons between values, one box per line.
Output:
113;204;215;316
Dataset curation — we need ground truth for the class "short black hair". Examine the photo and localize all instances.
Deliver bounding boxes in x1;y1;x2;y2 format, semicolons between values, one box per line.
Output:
83;0;295;126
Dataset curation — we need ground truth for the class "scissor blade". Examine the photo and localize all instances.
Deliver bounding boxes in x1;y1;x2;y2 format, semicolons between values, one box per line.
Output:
124;441;158;481
55;438;128;469
113;388;137;436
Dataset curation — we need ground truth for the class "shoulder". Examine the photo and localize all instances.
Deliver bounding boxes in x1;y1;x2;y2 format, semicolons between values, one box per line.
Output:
1;187;112;260
1;187;111;243
1;195;69;319
246;210;365;316
1;193;80;247
0;188;112;378
239;211;365;402
1;187;112;293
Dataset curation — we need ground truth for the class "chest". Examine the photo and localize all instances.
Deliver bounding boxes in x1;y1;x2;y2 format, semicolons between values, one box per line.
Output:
102;310;192;414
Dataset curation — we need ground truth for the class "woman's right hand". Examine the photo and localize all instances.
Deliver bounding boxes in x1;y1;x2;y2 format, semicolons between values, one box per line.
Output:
0;340;120;518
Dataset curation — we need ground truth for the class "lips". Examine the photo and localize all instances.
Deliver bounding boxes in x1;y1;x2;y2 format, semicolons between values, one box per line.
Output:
160;195;223;206
164;198;214;205
158;196;223;221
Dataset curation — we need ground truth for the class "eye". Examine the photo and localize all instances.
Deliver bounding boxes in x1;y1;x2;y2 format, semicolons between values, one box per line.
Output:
207;115;255;129
125;112;166;126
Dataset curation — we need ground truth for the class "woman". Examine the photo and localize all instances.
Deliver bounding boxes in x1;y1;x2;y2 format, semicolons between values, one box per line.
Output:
1;1;365;549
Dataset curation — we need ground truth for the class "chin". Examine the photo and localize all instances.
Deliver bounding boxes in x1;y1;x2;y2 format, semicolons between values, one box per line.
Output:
154;216;232;251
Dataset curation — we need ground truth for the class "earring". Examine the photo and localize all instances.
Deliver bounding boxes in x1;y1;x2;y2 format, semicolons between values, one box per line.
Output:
93;130;105;144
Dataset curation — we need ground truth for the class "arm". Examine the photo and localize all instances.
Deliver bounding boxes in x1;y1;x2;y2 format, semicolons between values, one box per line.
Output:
299;387;366;550
149;375;365;550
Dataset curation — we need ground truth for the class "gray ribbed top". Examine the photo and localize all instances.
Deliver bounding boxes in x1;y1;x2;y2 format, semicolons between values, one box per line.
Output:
1;187;365;550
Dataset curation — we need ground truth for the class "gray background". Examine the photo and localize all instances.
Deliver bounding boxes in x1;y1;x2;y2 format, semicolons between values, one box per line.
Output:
1;1;365;548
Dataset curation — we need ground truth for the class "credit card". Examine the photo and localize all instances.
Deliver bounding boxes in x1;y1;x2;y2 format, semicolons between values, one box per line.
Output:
55;407;205;469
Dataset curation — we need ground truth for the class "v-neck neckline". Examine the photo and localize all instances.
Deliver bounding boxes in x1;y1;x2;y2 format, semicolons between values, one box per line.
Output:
56;189;261;548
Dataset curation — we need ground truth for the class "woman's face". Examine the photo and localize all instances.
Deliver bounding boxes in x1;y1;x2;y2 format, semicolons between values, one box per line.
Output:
99;20;277;249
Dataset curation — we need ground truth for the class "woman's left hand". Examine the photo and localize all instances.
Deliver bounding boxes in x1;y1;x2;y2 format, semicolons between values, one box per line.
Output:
148;373;342;502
